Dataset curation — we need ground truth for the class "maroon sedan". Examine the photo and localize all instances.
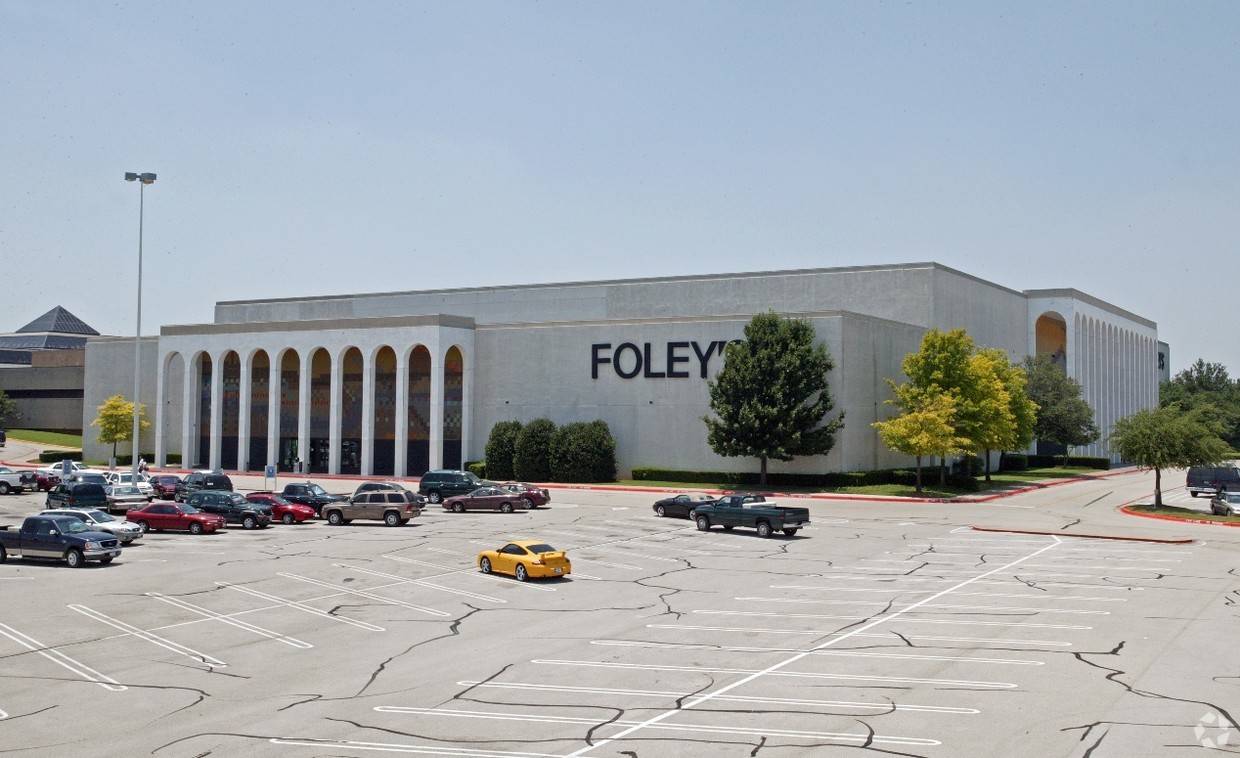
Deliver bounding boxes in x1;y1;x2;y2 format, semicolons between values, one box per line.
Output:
149;474;182;500
245;492;317;524
500;482;551;508
127;502;226;534
443;486;528;514
18;470;60;492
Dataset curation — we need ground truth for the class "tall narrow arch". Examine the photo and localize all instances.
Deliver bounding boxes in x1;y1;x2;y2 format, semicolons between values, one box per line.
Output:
407;345;431;475
1034;312;1068;372
220;351;241;470
161;351;185;465
373;346;397;476
248;349;270;472
309;348;331;474
443;345;464;469
278;350;301;472
340;347;364;475
197;353;213;469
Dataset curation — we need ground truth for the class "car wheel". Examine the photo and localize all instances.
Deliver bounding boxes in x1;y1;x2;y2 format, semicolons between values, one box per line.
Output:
756;521;773;538
501;502;514;514
0;544;7;563
688;509;697;520
327;511;344;526
1190;491;1199;498
384;511;401;527
428;491;442;504
136;521;150;533
100;556;113;565
655;505;666;517
723;525;734;531
65;548;84;568
515;564;528;582
521;498;533;510
695;515;710;531
242;516;256;530
0;482;9;495
480;557;492;574
282;513;295;525
783;528;799;536
452;502;465;513
189;521;204;535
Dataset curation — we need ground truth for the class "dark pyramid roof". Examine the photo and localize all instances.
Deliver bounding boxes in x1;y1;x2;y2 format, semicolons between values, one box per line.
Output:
16;306;99;336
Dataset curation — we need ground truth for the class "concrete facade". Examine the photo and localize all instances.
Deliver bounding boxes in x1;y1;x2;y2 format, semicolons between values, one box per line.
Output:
80;262;1161;475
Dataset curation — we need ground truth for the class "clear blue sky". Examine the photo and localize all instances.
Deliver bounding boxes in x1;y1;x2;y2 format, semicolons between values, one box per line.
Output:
3;1;1237;376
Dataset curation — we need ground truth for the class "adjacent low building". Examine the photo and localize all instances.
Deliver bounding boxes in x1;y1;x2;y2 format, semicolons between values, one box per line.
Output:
81;262;1167;477
0;306;97;434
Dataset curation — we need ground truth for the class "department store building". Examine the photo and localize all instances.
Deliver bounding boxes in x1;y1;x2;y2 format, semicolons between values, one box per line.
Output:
81;262;1169;477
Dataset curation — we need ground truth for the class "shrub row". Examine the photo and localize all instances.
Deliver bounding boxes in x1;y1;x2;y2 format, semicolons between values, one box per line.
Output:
630;466;979;491
1023;454;1110;470
38;450;83;463
483;419;618;483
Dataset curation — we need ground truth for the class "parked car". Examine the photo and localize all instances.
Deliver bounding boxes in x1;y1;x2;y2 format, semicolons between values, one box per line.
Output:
126;502;226;534
692;497;810;538
0;514;121;567
174;471;234;502
1209;491;1240;517
0;465;26;495
245;492;317;524
38;461;92;479
442;486;527;513
103;484;150;513
0;429;5;447
45;482;109;511
419;469;489;503
67;472;110;486
16;469;59;492
186;491;271;529
149;474;181;500
279;481;345;515
353;480;416;496
104;471;154;499
500;482;551;508
1186;466;1240;497
43;508;144;545
652;492;716;519
477;541;571;581
325;490;423;526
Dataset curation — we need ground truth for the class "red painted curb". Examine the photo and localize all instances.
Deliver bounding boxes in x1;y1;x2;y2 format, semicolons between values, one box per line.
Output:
1118;505;1240;529
970;525;1195;544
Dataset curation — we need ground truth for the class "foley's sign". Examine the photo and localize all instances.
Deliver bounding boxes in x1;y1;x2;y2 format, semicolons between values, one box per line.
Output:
591;340;739;379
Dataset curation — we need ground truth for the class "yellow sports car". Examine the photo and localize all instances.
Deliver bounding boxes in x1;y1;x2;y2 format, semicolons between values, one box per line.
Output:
477;540;571;581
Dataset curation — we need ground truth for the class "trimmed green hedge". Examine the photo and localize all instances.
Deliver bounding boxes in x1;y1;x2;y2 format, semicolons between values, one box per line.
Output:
630;466;978;491
39;450;83;463
465;460;486;478
1025;454;1111;470
483;421;522;481
550;420;617;483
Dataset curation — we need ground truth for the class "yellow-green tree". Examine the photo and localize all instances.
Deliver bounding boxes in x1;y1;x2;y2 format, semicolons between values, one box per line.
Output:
92;394;149;460
970;349;1038;482
873;394;968;495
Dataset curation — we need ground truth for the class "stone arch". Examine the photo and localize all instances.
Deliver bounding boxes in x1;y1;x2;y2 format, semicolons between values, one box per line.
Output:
406;344;432;476
339;346;364;475
443;345;465;470
160;351;186;466
308;347;332;474
194;350;213;469
1034;312;1068;372
276;348;301;472
372;345;398;476
246;348;271;472
219;350;242;470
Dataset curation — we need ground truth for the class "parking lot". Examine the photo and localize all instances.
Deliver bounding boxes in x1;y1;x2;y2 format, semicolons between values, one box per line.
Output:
0;470;1237;757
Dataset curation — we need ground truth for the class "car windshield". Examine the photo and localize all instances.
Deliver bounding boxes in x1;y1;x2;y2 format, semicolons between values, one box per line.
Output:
227;494;249;505
464;472;483;485
525;543;557;554
180;504;200;514
112;486;141;496
1226;494;1240;504
307;484;329;496
62;521;92;534
84;510;114;522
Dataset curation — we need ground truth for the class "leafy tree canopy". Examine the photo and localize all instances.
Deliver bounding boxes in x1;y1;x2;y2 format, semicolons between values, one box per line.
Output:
1160;359;1240;447
1109;404;1231;506
1022;354;1099;452
704;311;844;484
0;389;20;428
91;394;149;459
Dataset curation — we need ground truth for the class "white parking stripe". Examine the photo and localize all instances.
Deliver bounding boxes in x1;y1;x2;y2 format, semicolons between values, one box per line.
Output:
336;564;505;604
270;737;562;757
691;610;1091;630
734;597;1109;615
375;706;943;747
216;582;387;630
148;593;314;648
588;639;1042;665
69;604;228;666
275;574;452;617
385;554;558;592
455;679;978;714
0;621;126;691
644;625;1073;647
769;585;1126;601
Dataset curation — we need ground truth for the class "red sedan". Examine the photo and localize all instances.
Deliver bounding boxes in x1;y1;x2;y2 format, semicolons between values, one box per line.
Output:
127;502;226;534
245;492;317;524
443;486;528;513
500;482;551;508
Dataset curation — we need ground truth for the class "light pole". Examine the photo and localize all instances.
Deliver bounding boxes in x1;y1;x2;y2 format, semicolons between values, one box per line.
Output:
124;172;155;484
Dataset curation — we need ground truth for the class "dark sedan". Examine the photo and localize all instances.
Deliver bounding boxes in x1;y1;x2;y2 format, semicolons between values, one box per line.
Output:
652;492;716;519
443;486;528;514
500;482;551;508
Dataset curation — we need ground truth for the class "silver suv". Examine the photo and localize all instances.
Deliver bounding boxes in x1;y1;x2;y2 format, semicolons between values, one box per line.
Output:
324;491;423;526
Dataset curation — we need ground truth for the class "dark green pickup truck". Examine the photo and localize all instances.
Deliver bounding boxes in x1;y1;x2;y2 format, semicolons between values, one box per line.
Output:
692;497;810;537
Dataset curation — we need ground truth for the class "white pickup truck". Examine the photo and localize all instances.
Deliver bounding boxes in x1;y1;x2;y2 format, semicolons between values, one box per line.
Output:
0;465;27;495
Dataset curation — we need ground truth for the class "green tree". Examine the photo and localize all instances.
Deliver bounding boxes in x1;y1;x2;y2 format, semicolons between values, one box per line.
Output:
873;393;968;494
893;329;984;484
513;418;557;482
1022;354;1099;461
1109;404;1231;506
91;394;149;460
484;420;523;480
971;349;1038;482
0;388;20;428
550;420;617;483
703;311;844;485
1160;359;1240;448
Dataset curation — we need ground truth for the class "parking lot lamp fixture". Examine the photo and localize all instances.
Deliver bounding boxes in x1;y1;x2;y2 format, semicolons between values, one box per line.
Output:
124;172;156;482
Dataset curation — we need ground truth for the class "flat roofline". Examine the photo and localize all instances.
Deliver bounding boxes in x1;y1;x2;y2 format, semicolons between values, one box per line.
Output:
162;313;475;337
213;261;1026;310
1025;288;1156;329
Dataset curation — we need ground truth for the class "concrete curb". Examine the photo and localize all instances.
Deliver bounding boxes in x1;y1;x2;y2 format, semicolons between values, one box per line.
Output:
970;525;1195;544
1118;504;1240;529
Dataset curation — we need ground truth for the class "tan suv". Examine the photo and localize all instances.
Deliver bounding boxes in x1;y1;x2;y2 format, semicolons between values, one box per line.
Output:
324;490;423;526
